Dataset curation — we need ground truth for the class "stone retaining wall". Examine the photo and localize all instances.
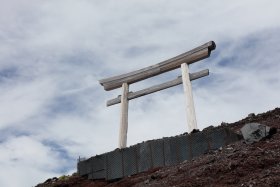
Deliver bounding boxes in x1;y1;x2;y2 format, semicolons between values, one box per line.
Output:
78;127;241;180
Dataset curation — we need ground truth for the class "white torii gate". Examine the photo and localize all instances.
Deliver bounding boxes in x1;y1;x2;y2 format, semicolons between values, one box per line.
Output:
99;41;216;148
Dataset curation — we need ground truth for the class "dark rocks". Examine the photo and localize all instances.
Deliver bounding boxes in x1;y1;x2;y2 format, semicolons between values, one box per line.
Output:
40;177;59;186
202;125;214;132
221;122;228;126
190;129;200;133
268;127;277;137
248;113;255;118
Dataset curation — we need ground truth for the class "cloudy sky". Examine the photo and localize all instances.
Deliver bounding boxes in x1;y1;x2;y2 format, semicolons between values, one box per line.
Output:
1;0;280;186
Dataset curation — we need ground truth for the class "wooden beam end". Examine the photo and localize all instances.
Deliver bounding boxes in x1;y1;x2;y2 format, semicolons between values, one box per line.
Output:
208;41;216;51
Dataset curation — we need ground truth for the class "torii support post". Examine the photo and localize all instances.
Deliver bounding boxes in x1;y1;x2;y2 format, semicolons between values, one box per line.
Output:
181;63;197;132
119;83;129;148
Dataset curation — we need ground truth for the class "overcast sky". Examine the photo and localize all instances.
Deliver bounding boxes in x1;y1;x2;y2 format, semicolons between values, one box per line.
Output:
1;0;280;186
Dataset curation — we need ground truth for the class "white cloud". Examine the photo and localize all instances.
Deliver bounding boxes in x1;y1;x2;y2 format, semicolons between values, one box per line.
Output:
0;136;64;187
0;78;55;128
0;0;280;186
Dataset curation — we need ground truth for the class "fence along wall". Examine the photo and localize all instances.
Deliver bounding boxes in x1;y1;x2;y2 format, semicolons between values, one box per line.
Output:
78;127;241;180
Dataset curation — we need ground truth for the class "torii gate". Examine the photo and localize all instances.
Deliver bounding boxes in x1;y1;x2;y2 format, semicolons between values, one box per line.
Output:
99;41;216;149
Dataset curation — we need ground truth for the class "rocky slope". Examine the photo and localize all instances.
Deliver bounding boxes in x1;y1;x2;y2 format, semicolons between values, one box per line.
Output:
36;107;280;187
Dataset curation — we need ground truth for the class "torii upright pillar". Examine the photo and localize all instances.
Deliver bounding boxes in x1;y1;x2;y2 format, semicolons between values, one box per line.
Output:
181;63;198;132
119;82;129;149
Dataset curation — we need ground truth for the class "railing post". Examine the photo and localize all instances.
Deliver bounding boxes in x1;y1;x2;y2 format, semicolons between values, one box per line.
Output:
181;63;197;132
119;82;129;148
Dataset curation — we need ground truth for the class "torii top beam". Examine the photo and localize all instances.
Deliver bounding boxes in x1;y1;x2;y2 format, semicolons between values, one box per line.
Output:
99;41;216;91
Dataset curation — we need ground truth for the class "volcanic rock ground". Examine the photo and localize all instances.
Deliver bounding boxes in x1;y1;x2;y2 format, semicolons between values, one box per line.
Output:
36;107;280;187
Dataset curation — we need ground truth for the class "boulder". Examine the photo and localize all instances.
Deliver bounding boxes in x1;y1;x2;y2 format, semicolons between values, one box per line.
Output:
241;123;271;144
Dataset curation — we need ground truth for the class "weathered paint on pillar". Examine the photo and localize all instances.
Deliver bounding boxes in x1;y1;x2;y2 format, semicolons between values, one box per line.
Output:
119;83;129;148
181;63;197;132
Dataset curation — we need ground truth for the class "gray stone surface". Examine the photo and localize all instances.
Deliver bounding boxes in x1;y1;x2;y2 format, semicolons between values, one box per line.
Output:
241;123;270;144
123;146;138;176
138;142;152;172
106;149;123;180
150;139;164;167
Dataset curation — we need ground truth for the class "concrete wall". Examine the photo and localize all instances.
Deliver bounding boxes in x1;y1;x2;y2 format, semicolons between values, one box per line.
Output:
78;127;241;180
